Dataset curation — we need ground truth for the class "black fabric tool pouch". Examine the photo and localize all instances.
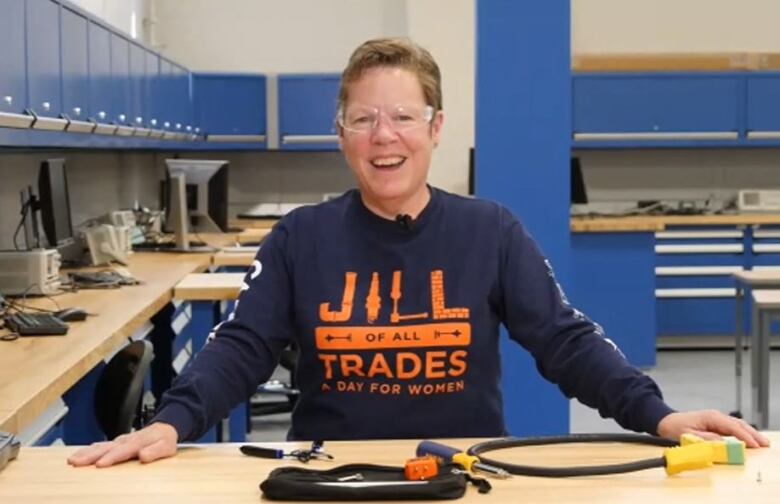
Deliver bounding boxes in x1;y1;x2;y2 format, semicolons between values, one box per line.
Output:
259;462;490;501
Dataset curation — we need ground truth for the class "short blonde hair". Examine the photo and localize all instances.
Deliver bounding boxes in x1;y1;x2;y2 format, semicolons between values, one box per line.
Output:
338;37;442;113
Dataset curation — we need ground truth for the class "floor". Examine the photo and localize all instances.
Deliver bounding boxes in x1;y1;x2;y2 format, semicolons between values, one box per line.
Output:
246;349;780;442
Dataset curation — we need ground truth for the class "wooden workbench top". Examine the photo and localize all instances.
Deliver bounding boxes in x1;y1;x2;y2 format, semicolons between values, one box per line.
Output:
1;435;778;503
571;214;780;233
0;252;213;434
174;272;245;301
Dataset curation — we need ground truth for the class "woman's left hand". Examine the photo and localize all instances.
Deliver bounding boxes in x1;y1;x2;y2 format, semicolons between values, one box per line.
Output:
657;410;770;448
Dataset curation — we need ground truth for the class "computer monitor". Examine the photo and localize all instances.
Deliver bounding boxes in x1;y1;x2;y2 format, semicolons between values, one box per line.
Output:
38;159;82;262
163;159;229;234
571;156;588;205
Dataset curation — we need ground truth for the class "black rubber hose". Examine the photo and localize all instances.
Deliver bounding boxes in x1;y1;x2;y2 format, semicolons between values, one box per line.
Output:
468;434;677;477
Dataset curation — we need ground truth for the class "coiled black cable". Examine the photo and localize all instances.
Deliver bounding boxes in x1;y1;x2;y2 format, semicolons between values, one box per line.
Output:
468;434;677;477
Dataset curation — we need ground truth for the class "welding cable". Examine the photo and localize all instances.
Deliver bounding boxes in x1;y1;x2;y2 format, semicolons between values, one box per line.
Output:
468;433;681;477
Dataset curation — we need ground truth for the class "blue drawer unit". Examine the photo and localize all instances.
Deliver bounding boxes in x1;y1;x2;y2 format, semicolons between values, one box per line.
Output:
60;4;91;130
751;226;780;269
573;73;741;148
26;0;66;130
278;74;340;150
193;73;266;145
110;32;131;128
0;0;31;128
746;74;780;142
570;232;656;367
654;229;745;336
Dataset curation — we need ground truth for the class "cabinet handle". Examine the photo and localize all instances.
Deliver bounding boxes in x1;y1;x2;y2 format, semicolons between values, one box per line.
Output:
281;134;339;144
0;111;35;129
573;131;739;141
150;118;157;127
136;116;143;125
164;121;170;129
42;101;51;112
4;96;13;106
655;244;744;254
194;127;201;134
118;114;126;123
746;131;780;140
206;134;266;143
185;125;192;132
175;123;182;130
72;107;81;117
655;288;736;298
98;111;106;120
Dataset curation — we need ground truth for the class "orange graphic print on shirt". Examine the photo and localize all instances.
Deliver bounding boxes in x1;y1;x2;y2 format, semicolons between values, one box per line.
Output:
316;270;471;397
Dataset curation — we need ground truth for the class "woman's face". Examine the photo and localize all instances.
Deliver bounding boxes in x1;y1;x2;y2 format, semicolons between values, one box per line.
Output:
338;66;443;209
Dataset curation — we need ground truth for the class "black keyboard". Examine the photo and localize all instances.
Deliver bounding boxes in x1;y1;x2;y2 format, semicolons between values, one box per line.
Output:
4;312;69;336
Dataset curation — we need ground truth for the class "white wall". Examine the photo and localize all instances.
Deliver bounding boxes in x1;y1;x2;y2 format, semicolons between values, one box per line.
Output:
572;0;780;53
68;0;148;41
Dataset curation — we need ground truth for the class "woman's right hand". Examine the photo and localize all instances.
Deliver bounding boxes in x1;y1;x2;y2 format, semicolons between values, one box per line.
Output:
67;422;179;468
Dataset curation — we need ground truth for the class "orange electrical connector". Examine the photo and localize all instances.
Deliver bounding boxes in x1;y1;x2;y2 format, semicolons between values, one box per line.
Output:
404;455;439;481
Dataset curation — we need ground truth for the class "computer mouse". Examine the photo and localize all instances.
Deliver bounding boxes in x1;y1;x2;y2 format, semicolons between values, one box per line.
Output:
54;308;88;322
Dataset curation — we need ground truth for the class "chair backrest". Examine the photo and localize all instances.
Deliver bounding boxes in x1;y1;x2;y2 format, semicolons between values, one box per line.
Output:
94;340;155;440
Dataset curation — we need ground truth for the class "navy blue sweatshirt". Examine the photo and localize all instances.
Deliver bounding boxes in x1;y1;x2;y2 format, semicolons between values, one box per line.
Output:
154;187;674;441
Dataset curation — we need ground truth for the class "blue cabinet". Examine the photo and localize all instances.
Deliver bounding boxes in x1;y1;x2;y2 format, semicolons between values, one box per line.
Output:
110;32;131;127
129;42;146;129
570;233;656;367
0;0;29;124
88;21;112;126
144;50;160;130
60;4;90;127
278;74;340;150
193;74;266;144
654;229;744;337
746;74;780;141
573;73;741;148
26;0;64;122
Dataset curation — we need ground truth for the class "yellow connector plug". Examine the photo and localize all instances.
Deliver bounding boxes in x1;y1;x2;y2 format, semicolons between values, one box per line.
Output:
664;443;714;475
680;433;746;465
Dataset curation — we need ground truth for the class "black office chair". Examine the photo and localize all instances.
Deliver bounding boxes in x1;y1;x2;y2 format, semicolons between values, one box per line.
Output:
94;340;155;440
250;346;299;417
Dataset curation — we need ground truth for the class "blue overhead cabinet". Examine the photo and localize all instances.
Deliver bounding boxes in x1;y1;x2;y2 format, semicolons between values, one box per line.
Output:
87;20;116;135
60;4;93;133
110;32;133;136
746;74;780;143
573;74;741;148
0;0;33;129
144;49;162;137
193;74;266;146
26;0;68;132
129;42;149;136
172;63;193;140
278;74;339;150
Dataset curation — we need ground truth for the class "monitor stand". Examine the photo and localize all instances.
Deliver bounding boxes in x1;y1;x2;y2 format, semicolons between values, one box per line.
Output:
166;174;217;253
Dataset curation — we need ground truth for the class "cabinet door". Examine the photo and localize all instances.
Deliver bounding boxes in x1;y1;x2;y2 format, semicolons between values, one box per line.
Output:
746;74;780;140
278;74;340;150
145;50;160;129
573;74;740;145
0;0;28;117
26;0;62;116
129;42;146;129
88;21;112;124
172;63;192;134
194;74;266;142
61;5;90;122
110;33;131;125
158;58;173;131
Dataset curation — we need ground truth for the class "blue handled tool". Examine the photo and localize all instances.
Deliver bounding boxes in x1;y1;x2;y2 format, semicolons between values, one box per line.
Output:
417;440;510;478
